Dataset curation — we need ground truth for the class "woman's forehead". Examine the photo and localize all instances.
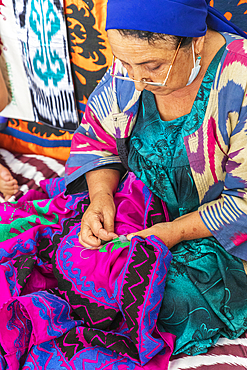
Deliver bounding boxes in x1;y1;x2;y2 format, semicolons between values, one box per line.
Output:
107;29;176;58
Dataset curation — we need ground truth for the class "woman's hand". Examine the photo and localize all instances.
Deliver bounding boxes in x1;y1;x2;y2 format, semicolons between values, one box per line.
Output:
127;222;181;249
79;191;118;249
78;168;120;249
0;68;9;112
127;211;213;248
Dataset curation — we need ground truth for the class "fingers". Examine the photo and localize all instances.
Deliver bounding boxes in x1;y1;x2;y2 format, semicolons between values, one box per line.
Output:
0;164;17;184
79;220;102;248
79;215;118;249
127;230;147;241
98;211;118;240
3;179;18;190
78;193;118;249
0;177;19;200
86;213;116;242
5;194;15;201
102;207;115;232
127;228;157;241
78;227;101;249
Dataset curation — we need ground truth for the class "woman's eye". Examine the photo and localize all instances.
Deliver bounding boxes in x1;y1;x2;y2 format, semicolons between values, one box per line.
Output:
121;61;129;68
150;64;162;71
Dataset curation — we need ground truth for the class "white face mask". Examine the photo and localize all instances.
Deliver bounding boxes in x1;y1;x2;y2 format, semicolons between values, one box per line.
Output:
186;41;201;86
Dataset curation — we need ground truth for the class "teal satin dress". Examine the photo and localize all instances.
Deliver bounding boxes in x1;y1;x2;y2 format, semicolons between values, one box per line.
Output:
128;45;247;355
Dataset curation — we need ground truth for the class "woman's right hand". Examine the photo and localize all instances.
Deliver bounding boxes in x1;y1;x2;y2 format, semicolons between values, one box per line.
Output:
78;168;120;249
79;190;118;249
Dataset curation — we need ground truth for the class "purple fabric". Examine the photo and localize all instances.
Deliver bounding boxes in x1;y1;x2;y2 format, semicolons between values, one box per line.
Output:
0;117;7;131
0;173;175;370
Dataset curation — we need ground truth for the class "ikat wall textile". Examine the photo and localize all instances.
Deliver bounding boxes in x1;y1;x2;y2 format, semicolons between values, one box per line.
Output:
0;0;34;122
64;0;112;119
0;0;78;130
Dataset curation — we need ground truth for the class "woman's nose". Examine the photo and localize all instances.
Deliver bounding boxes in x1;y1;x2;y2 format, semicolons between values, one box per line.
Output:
131;66;148;91
134;79;147;91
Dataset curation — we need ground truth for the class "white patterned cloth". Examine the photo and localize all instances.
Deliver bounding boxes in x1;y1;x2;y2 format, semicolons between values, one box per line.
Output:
0;0;78;130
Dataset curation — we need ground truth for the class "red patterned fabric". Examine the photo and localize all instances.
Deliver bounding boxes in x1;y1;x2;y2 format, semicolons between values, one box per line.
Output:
169;334;247;369
0;148;65;201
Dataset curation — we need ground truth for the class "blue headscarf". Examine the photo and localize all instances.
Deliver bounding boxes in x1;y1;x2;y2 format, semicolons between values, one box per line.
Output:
106;0;246;38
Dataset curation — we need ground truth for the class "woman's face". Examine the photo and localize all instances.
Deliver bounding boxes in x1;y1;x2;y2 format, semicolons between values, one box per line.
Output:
107;29;198;96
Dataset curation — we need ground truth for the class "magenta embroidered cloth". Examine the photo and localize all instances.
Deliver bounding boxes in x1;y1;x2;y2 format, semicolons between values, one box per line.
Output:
0;173;175;369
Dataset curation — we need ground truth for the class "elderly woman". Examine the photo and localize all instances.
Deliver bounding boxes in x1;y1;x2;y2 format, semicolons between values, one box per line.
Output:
65;0;247;356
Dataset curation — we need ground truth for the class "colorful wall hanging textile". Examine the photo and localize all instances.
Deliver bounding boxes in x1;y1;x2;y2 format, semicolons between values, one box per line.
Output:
0;0;78;130
0;0;34;122
0;118;73;161
64;0;113;119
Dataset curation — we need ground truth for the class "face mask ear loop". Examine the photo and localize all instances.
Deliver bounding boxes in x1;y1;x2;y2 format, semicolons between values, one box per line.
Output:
192;41;196;69
186;40;201;86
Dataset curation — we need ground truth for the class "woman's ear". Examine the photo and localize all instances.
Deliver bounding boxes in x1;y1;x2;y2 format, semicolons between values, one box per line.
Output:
193;36;205;55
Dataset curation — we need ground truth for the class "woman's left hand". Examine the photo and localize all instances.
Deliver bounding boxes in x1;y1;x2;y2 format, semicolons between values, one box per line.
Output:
127;211;213;249
127;222;181;249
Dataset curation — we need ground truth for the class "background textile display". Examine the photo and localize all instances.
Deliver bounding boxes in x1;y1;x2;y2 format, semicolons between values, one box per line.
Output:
65;0;112;120
0;0;34;122
0;0;78;130
0;0;112;162
0;118;73;161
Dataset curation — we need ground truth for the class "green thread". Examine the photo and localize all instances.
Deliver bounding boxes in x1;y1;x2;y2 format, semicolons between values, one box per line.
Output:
99;237;130;253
